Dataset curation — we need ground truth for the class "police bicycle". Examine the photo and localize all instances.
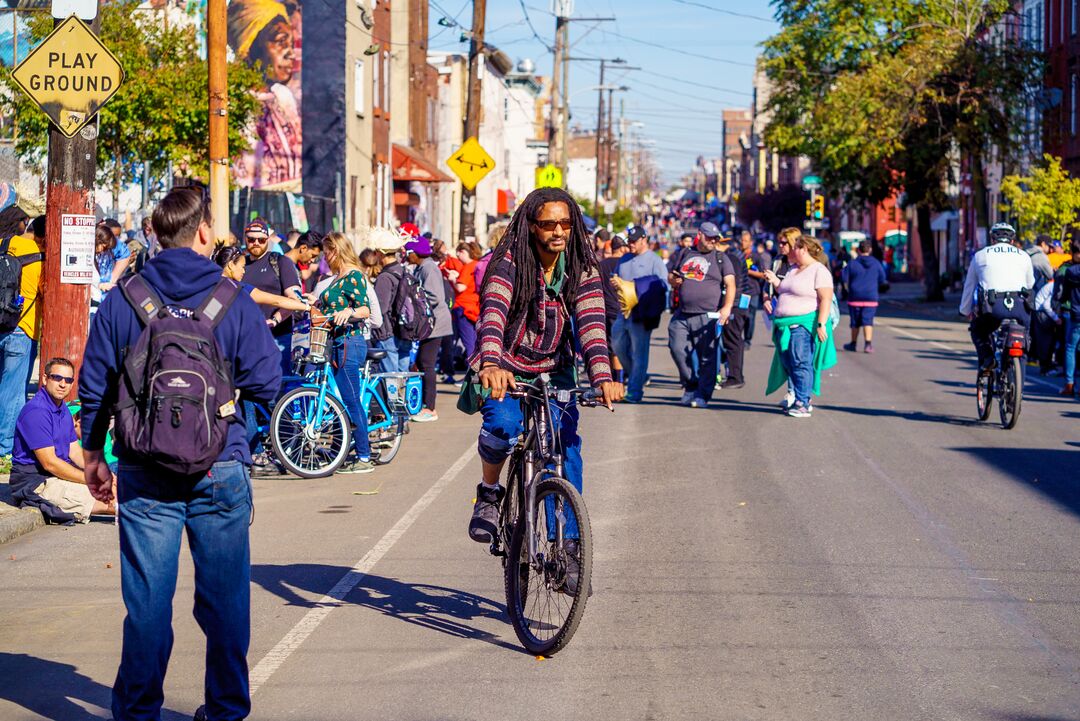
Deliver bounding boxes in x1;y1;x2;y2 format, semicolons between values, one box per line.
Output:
269;321;422;477
976;318;1026;430
488;377;598;656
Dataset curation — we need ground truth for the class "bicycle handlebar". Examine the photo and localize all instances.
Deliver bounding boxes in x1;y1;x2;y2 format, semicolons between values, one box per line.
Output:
506;381;602;407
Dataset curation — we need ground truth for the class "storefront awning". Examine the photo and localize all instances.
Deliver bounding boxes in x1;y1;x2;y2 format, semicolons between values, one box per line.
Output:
392;144;453;183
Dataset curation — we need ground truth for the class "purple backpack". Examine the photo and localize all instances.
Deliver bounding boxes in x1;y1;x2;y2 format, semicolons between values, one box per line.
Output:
114;275;241;476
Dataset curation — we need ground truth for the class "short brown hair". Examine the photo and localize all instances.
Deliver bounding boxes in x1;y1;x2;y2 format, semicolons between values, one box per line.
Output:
456;241;483;260
44;357;74;376
152;187;211;249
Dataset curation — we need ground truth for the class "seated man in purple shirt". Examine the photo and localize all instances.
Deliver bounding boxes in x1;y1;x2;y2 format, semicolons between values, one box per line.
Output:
9;357;114;523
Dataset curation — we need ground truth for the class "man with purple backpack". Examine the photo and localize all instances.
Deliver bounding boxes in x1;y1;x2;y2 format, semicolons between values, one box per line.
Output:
79;187;282;721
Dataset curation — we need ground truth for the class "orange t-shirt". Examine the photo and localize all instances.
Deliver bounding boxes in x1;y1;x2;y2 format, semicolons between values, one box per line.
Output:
443;256;480;322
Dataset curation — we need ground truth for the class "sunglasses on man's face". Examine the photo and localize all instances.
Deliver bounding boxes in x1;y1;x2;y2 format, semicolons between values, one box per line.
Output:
47;373;74;384
532;219;573;232
246;236;267;245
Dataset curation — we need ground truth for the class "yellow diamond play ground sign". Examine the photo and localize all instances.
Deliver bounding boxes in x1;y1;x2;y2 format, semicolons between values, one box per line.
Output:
446;137;495;190
11;15;125;138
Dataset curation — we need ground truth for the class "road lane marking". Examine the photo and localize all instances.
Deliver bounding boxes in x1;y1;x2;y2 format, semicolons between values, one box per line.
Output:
249;445;477;695
881;322;1061;391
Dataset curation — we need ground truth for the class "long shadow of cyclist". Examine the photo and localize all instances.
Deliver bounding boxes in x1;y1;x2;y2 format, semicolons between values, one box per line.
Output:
251;564;527;654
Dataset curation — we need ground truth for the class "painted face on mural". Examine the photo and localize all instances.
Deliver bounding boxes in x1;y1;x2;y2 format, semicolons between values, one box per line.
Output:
251;19;294;86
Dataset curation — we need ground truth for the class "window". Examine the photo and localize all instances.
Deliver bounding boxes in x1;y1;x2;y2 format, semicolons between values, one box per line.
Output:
353;58;365;116
1071;74;1077;136
372;53;381;110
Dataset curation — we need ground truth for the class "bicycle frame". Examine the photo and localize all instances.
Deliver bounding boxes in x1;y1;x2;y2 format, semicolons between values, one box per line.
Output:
292;358;400;436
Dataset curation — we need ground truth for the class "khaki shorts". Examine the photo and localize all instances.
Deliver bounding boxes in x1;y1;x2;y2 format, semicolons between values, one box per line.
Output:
32;477;96;523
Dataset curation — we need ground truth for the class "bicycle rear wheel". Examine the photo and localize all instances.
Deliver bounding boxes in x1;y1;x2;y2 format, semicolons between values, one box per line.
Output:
998;356;1023;430
976;370;993;421
504;476;593;656
366;396;403;465
271;388;352;478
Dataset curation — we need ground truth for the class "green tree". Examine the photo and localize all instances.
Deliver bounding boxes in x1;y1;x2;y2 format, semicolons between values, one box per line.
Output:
1000;155;1080;241
0;1;262;202
762;0;1042;299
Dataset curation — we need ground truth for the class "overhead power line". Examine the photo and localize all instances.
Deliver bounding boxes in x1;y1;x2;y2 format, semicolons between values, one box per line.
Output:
670;0;775;23
604;29;756;67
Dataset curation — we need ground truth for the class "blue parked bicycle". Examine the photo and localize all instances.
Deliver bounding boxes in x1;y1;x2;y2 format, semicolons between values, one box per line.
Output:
269;322;422;478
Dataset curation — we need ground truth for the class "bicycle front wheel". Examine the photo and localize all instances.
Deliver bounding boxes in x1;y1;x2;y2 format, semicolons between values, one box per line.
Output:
271;388;352;478
504;476;593;656
999;356;1023;430
976;370;993;421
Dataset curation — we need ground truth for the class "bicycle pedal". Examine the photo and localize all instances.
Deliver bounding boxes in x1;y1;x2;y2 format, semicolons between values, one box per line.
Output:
489;542;505;558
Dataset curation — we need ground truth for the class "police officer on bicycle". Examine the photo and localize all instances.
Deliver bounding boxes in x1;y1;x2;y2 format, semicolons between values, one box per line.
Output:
959;222;1036;372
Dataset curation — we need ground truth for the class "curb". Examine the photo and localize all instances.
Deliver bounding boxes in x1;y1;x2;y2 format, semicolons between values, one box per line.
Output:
0;504;44;545
0;476;46;546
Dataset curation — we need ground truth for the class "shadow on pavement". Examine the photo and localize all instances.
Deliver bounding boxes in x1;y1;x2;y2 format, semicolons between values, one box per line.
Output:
0;652;187;721
950;446;1080;519
251;564;525;654
816;403;982;427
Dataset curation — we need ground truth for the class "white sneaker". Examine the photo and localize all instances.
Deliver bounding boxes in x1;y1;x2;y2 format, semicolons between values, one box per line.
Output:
779;390;796;409
690;397;707;409
786;402;812;418
411;409;439;423
680;391;695;406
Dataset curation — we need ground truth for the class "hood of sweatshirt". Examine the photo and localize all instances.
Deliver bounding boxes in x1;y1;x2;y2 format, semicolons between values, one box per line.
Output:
138;247;223;305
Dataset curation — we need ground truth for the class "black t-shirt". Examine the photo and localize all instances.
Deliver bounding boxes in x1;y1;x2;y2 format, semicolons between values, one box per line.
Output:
749;250;772;296
674;249;734;314
243;252;302;336
598;256;623;322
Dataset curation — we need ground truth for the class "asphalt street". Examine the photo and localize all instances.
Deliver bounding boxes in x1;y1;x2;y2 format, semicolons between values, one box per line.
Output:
1;302;1079;721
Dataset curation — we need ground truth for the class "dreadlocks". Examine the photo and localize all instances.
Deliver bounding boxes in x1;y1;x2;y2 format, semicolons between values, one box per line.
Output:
480;187;599;328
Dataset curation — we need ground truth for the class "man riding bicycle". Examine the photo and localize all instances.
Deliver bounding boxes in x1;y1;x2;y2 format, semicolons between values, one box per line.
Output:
466;188;624;560
959;222;1035;372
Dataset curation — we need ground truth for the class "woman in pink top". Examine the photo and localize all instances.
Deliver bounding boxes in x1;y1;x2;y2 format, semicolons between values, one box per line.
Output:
763;233;835;417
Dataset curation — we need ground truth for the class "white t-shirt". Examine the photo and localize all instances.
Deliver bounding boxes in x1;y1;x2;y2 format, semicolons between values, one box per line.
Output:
959;243;1035;316
775;262;833;318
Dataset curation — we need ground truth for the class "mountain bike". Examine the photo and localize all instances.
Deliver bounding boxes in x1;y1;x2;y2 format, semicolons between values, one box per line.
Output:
976;319;1026;430
270;324;421;477
488;377;598;656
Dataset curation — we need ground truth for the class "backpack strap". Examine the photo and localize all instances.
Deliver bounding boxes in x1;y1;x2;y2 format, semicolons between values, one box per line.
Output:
0;236;11;256
196;278;241;330
119;275;166;326
268;252;282;290
15;252;43;266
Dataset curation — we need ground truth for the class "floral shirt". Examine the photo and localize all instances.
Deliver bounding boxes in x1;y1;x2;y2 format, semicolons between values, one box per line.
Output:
319;270;369;339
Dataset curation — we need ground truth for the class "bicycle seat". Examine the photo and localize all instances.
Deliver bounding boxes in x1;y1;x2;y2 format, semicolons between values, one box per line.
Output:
367;348;389;362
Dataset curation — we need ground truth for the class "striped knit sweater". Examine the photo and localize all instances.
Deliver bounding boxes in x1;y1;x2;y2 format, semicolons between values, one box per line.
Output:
471;254;613;386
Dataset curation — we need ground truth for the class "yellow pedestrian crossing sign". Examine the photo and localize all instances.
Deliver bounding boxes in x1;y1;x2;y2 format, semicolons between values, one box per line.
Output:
446;137;495;190
10;15;125;138
535;164;562;188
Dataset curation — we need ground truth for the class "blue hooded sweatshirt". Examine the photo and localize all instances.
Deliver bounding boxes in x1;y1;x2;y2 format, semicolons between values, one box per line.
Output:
79;247;282;465
842;255;888;303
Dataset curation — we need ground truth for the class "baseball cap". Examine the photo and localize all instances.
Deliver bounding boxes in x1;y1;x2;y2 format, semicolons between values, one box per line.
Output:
244;218;270;238
405;237;433;257
610;235;628;251
400;222;421;239
699;222;721;239
626;226;646;243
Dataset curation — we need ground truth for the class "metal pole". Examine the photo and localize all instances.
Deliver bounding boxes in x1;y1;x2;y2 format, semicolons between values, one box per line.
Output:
605;87;614;201
557;18;569;178
458;0;485;242
208;0;229;243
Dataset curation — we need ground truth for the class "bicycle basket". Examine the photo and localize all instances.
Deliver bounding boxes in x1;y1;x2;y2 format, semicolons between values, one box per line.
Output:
309;322;332;363
376;371;424;415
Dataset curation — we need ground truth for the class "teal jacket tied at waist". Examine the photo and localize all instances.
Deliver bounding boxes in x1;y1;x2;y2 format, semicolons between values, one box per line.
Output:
766;311;837;396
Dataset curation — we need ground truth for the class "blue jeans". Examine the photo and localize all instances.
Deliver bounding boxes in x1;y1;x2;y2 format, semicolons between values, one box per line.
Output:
113;461;253;721
478;394;582;538
243;401;266;456
0;328;34;455
780;325;814;406
611;315;653;400
375;336;413;374
1065;316;1080;384
273;333;292;377
332;335;371;459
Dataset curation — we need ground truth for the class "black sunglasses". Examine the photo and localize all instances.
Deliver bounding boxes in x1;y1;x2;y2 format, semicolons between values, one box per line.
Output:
47;373;74;384
532;219;573;232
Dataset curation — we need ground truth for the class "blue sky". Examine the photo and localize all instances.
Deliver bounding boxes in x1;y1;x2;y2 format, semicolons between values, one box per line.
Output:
428;0;780;187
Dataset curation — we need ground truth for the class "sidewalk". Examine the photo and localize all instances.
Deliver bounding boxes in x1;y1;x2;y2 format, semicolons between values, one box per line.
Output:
0;476;45;545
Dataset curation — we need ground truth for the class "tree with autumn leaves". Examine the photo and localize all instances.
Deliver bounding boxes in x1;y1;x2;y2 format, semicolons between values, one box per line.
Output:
0;0;262;202
762;0;1043;299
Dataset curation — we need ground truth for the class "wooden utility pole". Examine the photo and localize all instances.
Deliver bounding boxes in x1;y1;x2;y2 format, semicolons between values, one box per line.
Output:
459;0;486;242
593;60;606;213
207;0;229;242
39;15;100;392
549;13;566;179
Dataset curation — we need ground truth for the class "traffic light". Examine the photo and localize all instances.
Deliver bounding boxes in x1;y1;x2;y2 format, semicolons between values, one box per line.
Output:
805;200;812;218
813;195;825;220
